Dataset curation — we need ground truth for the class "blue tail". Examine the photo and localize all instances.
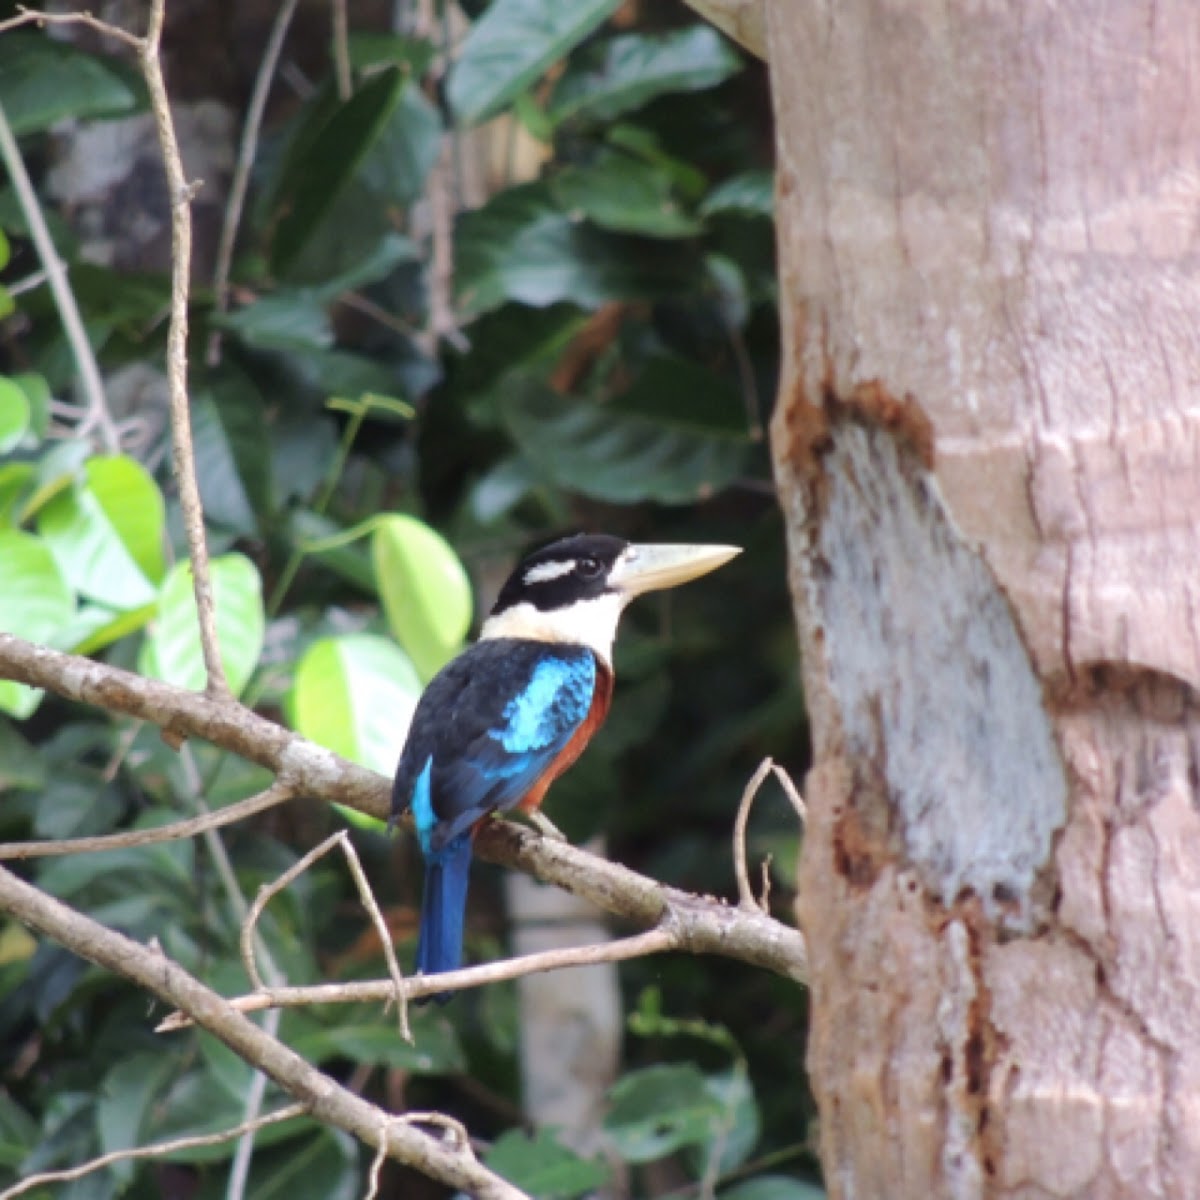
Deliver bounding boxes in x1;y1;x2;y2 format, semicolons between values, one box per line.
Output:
415;833;472;996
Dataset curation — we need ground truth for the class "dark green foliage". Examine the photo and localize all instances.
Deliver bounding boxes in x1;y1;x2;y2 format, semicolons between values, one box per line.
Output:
0;5;818;1198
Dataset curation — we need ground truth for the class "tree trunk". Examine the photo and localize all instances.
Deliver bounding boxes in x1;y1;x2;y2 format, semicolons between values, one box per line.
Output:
765;2;1200;1197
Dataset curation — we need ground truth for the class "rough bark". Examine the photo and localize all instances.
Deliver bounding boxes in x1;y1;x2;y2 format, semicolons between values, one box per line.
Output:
765;2;1200;1197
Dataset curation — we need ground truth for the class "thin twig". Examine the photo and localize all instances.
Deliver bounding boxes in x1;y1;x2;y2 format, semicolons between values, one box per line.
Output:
0;1104;307;1200
0;7;141;46
771;764;808;825
206;0;301;367
0;100;118;451
0;865;530;1198
157;927;676;1030
733;758;774;912
139;0;230;698
0;779;295;860
241;831;411;1040
0;634;809;985
331;0;352;100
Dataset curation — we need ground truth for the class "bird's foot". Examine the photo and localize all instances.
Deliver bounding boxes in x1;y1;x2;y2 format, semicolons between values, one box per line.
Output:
522;810;568;842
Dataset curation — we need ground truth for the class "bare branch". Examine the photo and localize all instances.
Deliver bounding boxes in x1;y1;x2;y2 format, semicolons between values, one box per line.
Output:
240;831;411;1040
158;928;676;1030
0;865;529;1199
0;101;119;451
0;632;808;983
0;1104;307;1200
207;0;301;367
138;0;230;698
0;779;296;861
734;757;774;912
0;7;141;46
771;764;808;825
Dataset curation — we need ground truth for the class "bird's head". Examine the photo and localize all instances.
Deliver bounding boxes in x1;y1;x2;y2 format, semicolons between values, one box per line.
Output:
480;533;741;664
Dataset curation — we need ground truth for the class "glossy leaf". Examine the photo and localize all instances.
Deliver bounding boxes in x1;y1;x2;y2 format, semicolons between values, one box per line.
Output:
550;26;742;126
486;1129;609;1198
191;379;272;534
0;530;74;719
496;371;749;504
96;1054;176;1183
11;372;51;441
270;68;408;273
372;514;473;681
139;554;265;696
0;464;34;526
0;377;29;454
0;717;46;792
456;182;698;316
552;156;702;238
701;169;775;218
16;439;91;524
0;34;139;135
604;1064;724;1163
287;634;421;815
446;0;621;125
37;455;165;611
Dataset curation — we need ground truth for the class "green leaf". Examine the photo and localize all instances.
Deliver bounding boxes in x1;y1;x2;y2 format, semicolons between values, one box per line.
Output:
372;515;472;681
0;463;34;525
701;169;775;218
55;602;156;657
0;529;74;719
486;1129;609;1198
552;156;702;238
11;372;51;441
496;370;749;505
720;1179;829;1200
0;717;46;792
0;1090;37;1169
214;290;334;351
37;455;165;610
139;554;265;696
604;1064;725;1164
96;1053;176;1184
456;182;698;316
550;26;743;126
0;284;13;321
447;0;622;125
0;376;30;454
16;438;90;523
270;68;408;273
689;1069;760;1179
0;228;8;270
0;34;139;135
287;632;421;776
190;379;272;534
292;1011;464;1073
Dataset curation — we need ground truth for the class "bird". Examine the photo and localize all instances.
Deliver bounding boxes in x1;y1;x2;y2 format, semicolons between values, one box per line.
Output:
391;532;740;996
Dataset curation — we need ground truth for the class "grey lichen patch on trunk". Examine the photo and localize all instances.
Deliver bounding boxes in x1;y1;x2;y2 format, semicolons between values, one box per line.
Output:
805;420;1066;924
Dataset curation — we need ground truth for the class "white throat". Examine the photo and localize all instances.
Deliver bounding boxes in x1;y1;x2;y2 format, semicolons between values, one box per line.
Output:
479;593;627;666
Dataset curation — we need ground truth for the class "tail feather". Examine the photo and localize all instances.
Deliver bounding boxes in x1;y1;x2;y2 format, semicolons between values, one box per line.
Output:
415;834;472;998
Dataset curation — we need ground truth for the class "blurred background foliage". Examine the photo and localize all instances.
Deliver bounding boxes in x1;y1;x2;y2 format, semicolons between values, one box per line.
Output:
0;0;815;1195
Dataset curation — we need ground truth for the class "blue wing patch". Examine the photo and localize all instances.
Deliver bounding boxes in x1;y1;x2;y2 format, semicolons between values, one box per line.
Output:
490;656;594;756
411;757;436;856
392;641;599;855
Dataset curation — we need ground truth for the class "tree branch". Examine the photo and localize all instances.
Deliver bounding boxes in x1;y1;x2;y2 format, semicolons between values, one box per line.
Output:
0;865;529;1199
0;1104;307;1200
0;100;119;452
158;929;676;1029
0;632;809;983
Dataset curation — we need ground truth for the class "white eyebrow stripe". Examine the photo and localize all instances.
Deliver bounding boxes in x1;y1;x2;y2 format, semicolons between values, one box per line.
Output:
524;559;577;584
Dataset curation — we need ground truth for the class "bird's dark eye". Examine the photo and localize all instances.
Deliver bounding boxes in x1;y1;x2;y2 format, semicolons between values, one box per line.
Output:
576;557;603;580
